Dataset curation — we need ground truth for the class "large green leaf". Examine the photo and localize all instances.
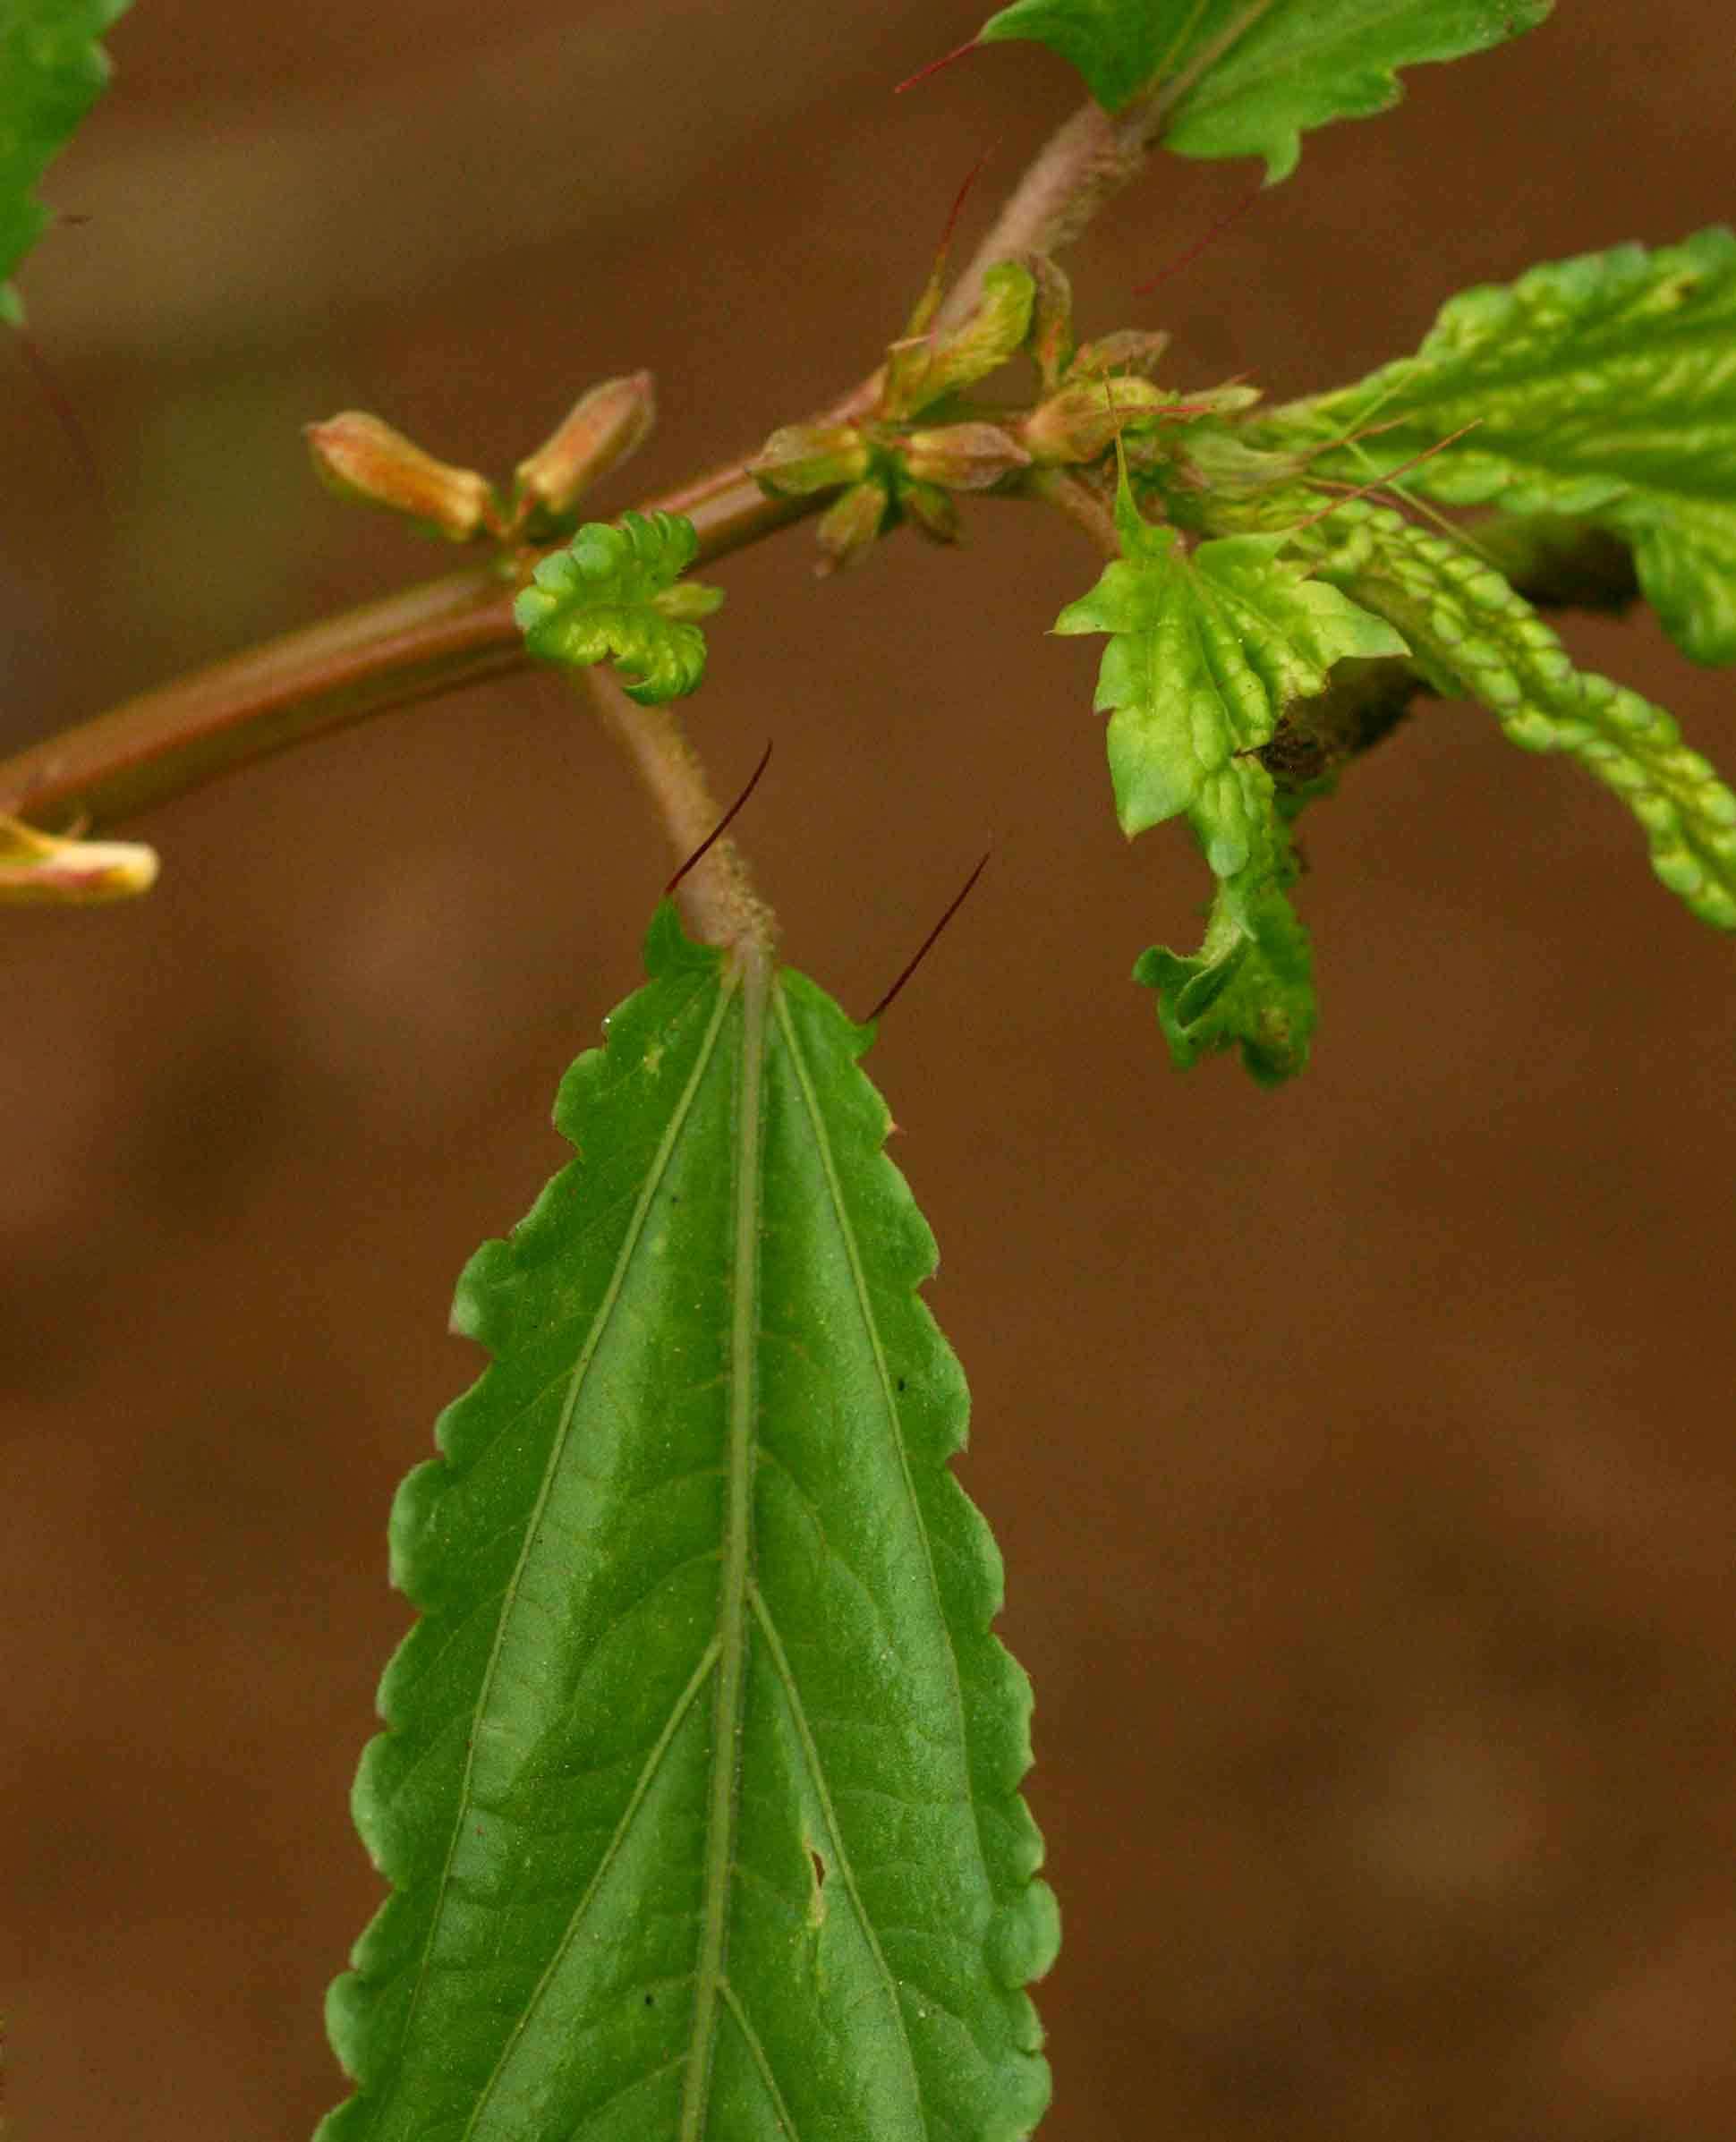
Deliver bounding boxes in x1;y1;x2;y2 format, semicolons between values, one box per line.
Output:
1271;228;1736;663
515;511;723;704
974;0;1550;178
1300;501;1736;930
319;905;1056;2142
0;0;130;323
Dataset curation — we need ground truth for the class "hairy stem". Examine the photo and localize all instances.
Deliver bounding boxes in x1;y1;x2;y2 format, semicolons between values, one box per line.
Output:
937;100;1147;334
583;669;773;953
936;0;1282;333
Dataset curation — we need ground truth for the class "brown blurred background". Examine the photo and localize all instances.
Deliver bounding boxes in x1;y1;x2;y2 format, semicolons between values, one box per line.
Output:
4;3;1735;2136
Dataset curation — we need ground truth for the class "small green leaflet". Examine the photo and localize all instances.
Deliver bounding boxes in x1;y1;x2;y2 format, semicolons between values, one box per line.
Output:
1052;485;1408;845
0;0;131;323
1135;793;1318;1084
1270;227;1736;663
1051;474;1402;1077
1301;502;1736;931
515;511;722;704
974;0;1550;179
319;905;1056;2142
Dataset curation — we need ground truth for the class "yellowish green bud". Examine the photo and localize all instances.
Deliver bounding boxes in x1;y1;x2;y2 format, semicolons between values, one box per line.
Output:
882;259;1036;417
1022;376;1175;464
899;480;961;546
753;423;872;497
511;372;655;527
815;479;889;571
0;814;158;904
900;421;1030;491
304;412;495;541
1068;327;1171;380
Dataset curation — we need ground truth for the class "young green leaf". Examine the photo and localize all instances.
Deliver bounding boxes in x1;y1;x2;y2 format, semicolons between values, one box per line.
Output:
515;510;722;704
1;0;131;324
1052;490;1408;846
1052;480;1396;1078
318;905;1056;2142
1274;229;1736;662
1135;792;1317;1084
1301;502;1736;930
974;0;1550;179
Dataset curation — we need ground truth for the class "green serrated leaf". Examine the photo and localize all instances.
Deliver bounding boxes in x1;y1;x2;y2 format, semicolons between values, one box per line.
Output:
975;0;1548;179
1272;227;1736;662
1;0;131;322
1051;479;1379;1076
1301;501;1736;930
318;905;1057;2142
515;511;722;704
1051;499;1407;844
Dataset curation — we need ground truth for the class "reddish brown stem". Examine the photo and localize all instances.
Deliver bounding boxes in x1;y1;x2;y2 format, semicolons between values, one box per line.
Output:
0;463;810;829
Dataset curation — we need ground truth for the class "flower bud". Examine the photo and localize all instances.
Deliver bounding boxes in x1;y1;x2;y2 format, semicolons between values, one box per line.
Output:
303;412;495;540
1068;327;1171;380
900;421;1030;491
1022;376;1175;464
752;422;872;497
814;479;889;572
1158;428;1306;496
898;480;961;546
512;372;655;527
882;259;1035;417
0;814;158;904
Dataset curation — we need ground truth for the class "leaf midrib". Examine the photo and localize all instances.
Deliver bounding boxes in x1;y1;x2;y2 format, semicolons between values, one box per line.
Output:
386;961;741;2132
680;945;771;2140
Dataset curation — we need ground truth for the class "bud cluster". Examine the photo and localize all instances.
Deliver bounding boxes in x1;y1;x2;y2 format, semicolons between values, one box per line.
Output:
303;372;657;547
750;259;1051;570
743;247;1276;573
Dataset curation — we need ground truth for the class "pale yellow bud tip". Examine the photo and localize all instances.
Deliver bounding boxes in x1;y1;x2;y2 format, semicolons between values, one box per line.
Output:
304;412;495;541
0;815;160;904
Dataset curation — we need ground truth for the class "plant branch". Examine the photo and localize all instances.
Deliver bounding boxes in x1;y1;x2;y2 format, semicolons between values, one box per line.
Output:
0;464;810;830
936;100;1148;335
0;72;1226;837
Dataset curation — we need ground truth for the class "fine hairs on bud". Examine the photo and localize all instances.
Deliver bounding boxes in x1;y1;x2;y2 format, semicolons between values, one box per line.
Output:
304;413;495;541
512;372;657;526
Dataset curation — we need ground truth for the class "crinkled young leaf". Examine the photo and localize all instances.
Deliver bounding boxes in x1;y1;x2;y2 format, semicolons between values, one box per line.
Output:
0;0;130;323
1276;228;1736;662
974;0;1549;179
318;905;1056;2142
1135;788;1317;1084
1051;480;1393;1077
1052;492;1407;846
515;510;722;704
1301;501;1736;930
